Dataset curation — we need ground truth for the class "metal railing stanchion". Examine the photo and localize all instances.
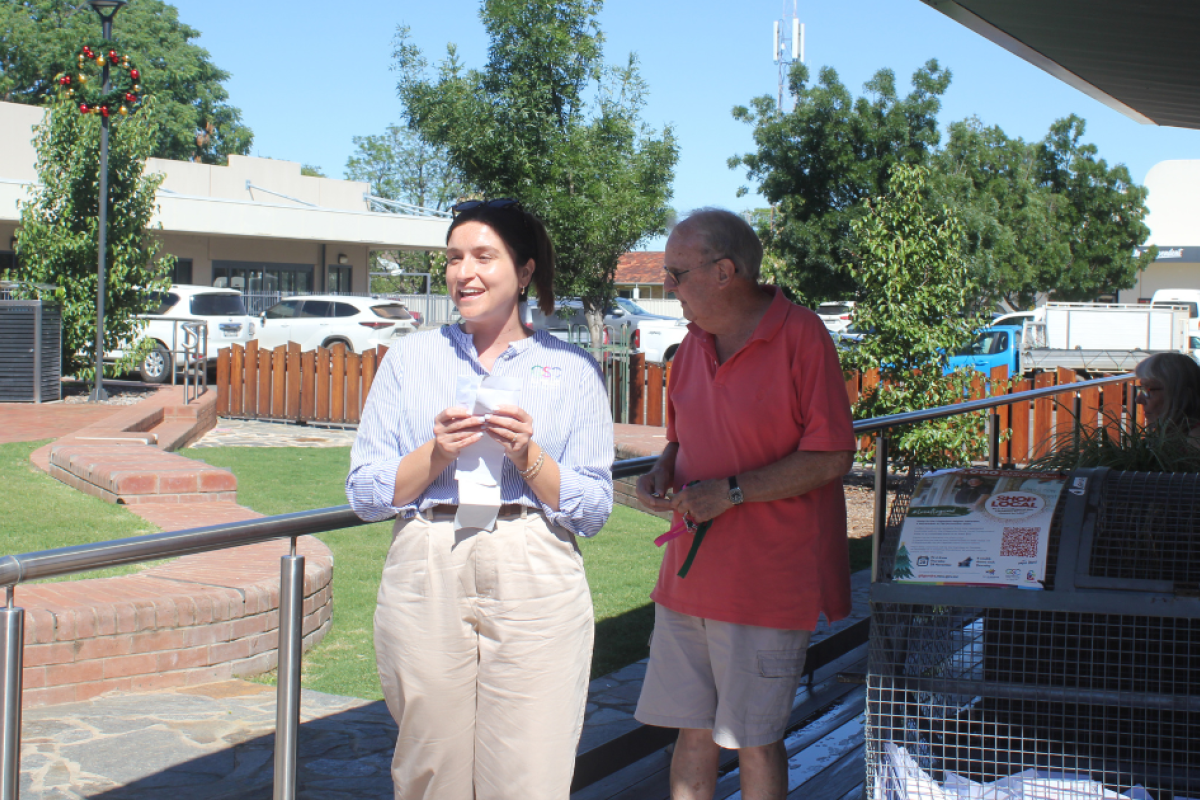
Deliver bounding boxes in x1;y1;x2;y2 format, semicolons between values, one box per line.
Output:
273;538;305;800
872;434;889;584
989;411;1001;469
1;587;24;800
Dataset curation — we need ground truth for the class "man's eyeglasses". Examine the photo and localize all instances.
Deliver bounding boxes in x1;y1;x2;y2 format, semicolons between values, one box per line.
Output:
662;257;725;284
451;198;522;217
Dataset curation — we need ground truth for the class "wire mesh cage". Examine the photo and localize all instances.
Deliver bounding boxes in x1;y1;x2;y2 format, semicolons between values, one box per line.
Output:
867;468;1200;800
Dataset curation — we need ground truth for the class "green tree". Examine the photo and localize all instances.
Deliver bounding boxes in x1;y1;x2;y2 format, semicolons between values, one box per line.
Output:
15;97;173;379
393;1;678;341
842;164;990;471
729;60;951;304
1035;115;1154;301
933;116;1153;309
933;118;1068;310
345;123;468;292
0;0;252;163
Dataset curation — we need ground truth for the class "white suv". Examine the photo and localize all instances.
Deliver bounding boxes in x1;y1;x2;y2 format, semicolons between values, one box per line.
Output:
256;295;416;354
816;301;856;333
116;285;256;383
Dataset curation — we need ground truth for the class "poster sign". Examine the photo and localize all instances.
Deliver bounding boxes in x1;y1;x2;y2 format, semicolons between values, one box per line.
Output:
893;469;1067;587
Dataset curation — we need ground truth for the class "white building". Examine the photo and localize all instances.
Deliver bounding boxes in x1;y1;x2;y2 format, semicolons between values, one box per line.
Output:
1117;160;1200;303
0;100;448;309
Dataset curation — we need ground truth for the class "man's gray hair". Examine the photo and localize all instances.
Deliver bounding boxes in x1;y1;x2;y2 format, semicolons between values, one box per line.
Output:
677;207;763;282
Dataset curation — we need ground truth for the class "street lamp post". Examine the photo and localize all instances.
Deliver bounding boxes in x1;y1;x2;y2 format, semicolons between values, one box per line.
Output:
87;0;127;403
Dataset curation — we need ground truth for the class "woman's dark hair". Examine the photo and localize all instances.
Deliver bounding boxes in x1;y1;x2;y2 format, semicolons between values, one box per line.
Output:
446;204;556;317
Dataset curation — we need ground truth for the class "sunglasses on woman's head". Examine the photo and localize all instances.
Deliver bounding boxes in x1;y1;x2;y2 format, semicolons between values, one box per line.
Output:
451;198;523;217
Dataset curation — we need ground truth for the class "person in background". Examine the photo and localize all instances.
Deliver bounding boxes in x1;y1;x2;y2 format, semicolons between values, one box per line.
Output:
1135;351;1200;438
634;208;856;800
346;199;614;800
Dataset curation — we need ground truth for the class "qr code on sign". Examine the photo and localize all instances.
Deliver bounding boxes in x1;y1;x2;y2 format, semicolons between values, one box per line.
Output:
1000;527;1039;557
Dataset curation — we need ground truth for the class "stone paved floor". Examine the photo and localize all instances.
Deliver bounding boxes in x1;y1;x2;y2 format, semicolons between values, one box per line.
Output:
190;419;358;448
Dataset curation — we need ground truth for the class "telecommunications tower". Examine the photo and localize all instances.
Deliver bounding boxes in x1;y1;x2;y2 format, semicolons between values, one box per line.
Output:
773;1;804;111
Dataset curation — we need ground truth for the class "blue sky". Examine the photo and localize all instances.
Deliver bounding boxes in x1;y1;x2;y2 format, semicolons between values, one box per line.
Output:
175;0;1198;250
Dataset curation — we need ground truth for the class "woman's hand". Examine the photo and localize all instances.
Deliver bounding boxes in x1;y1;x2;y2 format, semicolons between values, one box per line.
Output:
484;404;536;470
432;407;484;463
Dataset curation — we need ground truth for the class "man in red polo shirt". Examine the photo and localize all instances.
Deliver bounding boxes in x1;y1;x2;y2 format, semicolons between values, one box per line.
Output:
634;208;856;800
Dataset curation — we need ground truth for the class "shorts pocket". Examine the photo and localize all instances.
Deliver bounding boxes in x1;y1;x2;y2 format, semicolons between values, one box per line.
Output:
757;649;807;678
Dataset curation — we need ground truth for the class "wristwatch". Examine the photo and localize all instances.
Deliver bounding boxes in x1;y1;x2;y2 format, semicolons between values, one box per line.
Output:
727;475;744;505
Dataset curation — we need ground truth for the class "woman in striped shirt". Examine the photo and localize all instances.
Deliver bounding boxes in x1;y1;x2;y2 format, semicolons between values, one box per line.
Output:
347;200;614;799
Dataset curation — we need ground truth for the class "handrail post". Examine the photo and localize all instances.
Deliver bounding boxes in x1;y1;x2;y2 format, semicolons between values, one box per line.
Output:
1;588;24;800
273;539;305;800
871;433;889;583
989;411;1001;469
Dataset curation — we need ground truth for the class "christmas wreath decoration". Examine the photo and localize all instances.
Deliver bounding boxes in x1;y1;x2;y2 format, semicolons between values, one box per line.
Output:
54;39;144;118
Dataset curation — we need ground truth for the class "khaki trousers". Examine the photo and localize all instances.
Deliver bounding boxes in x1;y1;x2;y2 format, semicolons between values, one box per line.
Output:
374;507;594;800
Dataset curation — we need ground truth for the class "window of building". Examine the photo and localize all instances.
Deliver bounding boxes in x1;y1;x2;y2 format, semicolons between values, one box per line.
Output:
212;261;314;295
172;258;193;286
327;266;352;294
0;251;17;279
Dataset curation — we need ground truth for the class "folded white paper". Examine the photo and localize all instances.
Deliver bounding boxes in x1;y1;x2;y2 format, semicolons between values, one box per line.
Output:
453;375;521;531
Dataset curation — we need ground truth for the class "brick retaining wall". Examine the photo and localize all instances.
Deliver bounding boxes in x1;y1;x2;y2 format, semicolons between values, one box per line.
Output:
17;537;332;708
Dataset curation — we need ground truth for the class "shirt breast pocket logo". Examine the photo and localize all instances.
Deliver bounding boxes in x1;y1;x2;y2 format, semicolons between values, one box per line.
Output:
530;364;563;388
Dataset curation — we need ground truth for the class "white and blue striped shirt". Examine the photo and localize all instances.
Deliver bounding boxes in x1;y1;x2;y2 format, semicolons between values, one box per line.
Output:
346;324;614;537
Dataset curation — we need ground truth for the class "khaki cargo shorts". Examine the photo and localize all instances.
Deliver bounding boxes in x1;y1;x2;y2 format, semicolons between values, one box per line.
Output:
634;603;812;749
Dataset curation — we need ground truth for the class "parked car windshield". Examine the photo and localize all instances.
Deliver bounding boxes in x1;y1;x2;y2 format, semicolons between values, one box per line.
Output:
615;297;652;316
371;304;412;320
191;293;247;316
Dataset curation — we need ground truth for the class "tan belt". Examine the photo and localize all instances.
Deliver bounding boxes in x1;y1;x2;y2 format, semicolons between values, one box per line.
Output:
428;503;528;518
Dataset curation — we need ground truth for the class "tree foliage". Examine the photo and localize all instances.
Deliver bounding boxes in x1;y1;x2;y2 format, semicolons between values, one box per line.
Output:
393;1;678;339
14;98;173;379
345;123;468;292
732;63;1153;309
0;0;252;163
729;61;950;304
842;164;990;470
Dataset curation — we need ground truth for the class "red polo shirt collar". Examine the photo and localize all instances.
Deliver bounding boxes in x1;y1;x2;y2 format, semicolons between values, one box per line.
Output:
685;285;789;363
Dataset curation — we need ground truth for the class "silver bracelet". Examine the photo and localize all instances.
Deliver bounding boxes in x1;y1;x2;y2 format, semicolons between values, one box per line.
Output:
518;450;546;481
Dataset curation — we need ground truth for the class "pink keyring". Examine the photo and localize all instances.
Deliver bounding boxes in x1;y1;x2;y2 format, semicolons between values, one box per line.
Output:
654;518;689;547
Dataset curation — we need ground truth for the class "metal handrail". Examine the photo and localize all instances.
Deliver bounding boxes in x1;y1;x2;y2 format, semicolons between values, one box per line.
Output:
0;370;1137;799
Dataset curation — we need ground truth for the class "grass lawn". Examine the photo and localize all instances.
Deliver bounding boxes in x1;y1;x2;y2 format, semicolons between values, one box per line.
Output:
181;445;666;700
0;440;161;581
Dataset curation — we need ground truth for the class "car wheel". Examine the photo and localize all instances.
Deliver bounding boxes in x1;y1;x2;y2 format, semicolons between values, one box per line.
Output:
664;345;679;363
139;343;172;384
323;338;353;353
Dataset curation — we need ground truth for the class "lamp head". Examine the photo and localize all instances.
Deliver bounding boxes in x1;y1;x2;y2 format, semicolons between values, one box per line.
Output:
88;0;127;19
337;254;349;265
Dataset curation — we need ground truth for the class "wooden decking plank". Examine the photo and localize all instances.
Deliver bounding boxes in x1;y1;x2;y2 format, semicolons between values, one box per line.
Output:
787;743;867;800
571;651;868;800
713;689;866;799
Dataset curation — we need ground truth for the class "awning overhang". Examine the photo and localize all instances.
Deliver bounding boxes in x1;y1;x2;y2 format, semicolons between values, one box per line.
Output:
921;0;1200;129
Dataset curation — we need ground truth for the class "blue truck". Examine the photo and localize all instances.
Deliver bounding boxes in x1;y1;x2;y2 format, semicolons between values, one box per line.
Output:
945;303;1193;377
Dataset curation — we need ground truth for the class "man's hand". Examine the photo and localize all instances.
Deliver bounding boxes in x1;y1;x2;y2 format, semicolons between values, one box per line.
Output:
636;465;675;513
671;479;732;524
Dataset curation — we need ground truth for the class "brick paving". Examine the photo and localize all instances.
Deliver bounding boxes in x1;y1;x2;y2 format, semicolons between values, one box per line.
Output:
0;402;129;445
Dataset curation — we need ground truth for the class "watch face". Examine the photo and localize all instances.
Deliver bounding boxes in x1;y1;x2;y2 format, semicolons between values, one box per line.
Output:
730;487;744;505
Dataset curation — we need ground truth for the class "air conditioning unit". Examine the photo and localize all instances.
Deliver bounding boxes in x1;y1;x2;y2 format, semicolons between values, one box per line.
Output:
0;299;62;403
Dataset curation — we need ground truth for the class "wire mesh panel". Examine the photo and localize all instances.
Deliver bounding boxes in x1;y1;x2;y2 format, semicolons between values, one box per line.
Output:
868;468;1200;800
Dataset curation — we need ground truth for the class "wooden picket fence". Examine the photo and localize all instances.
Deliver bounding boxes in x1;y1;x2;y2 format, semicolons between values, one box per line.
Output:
215;341;388;424
216;346;1142;467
